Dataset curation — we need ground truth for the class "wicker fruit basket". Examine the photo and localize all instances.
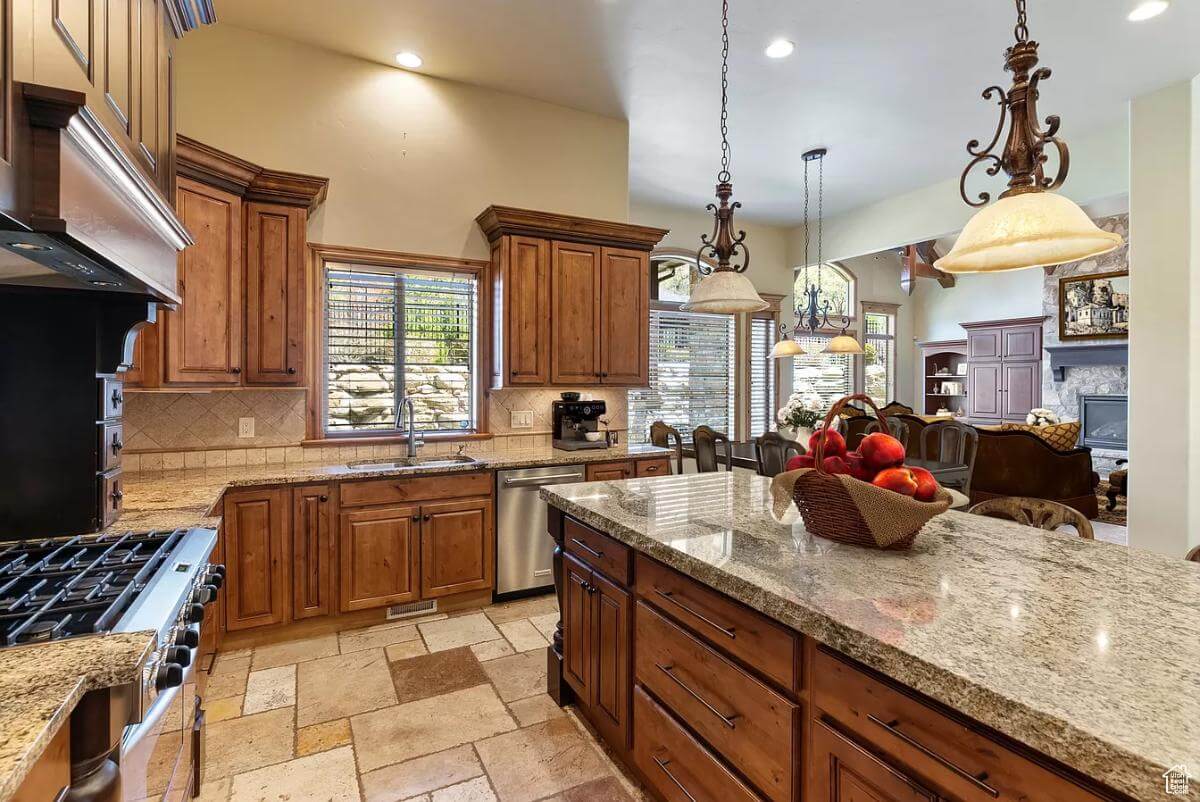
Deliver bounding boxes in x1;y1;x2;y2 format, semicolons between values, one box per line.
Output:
777;394;951;550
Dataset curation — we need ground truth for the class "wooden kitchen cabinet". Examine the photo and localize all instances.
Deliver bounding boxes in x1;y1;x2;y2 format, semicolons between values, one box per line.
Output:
492;235;551;385
245;203;307;385
810;719;936;802
963;317;1044;424
338;505;421;612
587;461;633;482
599;247;650;385
420;497;494;598
551;241;603;384
292;484;335;620
223;488;289;631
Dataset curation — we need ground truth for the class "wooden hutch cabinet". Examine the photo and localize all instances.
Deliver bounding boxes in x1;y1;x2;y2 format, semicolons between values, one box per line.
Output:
963;316;1046;425
476;206;668;389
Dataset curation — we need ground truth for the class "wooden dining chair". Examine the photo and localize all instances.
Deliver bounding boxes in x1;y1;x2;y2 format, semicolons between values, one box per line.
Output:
1186;545;1200;563
649;421;684;475
754;432;804;477
968;497;1095;540
865;417;910;449
920;420;979;495
692;425;733;473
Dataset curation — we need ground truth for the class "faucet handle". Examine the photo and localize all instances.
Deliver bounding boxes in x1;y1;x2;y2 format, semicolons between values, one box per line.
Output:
456;443;468;457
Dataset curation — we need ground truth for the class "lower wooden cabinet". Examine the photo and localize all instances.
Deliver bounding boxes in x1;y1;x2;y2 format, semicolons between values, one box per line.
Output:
292;484;335;619
587;460;633;482
223;488;289;631
420;498;494;598
810;719;935;802
338;505;421;612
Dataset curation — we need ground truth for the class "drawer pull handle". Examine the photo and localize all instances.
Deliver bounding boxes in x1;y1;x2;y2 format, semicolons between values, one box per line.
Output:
570;538;603;559
868;715;999;798
656;663;739;729
652;755;697;802
653;589;736;639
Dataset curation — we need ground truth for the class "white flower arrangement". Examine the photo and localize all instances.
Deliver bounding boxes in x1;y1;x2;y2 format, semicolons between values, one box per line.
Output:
1026;408;1060;426
777;392;826;431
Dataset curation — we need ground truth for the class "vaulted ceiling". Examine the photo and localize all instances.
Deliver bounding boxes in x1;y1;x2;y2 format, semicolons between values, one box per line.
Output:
217;0;1200;224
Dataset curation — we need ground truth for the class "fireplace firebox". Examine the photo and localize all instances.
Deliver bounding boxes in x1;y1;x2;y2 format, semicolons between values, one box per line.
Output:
1080;395;1128;450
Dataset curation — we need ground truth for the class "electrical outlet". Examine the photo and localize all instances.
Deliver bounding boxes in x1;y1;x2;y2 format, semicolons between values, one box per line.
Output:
510;410;534;429
238;417;255;438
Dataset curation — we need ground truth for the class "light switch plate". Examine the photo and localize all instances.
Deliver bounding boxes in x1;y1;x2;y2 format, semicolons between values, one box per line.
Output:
238;417;255;438
510;410;534;429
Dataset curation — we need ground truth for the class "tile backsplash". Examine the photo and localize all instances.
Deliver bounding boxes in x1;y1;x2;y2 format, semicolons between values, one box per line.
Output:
487;388;628;435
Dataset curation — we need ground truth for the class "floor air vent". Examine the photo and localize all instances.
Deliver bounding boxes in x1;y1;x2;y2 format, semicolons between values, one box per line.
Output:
386;599;438;620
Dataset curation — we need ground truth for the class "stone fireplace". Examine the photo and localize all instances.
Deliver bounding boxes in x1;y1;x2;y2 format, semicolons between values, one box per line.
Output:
1080;394;1128;450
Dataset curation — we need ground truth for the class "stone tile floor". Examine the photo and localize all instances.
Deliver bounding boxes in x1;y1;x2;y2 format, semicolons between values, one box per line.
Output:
197;594;646;802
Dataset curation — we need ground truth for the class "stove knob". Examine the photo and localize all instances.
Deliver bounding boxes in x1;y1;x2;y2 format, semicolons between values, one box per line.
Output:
154;662;184;691
172;627;199;649
204;568;225;590
183;603;205;624
192;585;217;605
166;645;192;668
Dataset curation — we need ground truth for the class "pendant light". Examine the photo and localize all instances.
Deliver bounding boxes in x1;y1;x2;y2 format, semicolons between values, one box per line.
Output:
936;0;1123;274
796;149;863;354
682;0;768;314
769;324;805;358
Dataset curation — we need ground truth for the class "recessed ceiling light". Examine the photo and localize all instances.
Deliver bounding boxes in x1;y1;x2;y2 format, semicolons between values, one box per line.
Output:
1128;0;1169;21
394;51;424;69
765;39;795;59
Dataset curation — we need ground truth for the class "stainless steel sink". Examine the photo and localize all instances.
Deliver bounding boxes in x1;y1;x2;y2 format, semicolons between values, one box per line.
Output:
344;455;479;470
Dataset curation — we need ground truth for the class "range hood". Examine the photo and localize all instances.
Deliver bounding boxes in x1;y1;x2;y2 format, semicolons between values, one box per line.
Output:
0;84;192;303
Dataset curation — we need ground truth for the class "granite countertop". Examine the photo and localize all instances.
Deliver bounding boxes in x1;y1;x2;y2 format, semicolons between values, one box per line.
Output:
0;632;155;802
541;472;1200;801
112;443;669;535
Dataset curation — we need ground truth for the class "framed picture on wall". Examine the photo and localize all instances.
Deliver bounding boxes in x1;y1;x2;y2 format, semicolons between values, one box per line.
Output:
1058;270;1129;340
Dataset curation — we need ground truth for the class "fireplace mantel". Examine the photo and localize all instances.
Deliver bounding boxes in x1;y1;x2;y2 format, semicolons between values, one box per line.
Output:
1045;343;1128;381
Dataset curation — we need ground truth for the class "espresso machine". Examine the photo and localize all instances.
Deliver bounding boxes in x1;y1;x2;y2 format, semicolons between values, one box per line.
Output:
552;398;608;451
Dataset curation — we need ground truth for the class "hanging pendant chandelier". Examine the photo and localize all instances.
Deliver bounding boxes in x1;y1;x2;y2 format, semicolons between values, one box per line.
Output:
769;324;805;358
796;149;863;354
936;0;1123;274
682;0;767;314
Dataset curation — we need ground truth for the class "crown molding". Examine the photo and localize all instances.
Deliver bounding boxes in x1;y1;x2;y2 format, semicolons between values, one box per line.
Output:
177;135;329;213
476;205;668;251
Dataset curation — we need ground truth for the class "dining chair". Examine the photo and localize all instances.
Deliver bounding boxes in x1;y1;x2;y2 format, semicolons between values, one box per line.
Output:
754;432;804;476
967;497;1095;540
692;425;733;473
865;417;910;449
649;421;684;475
920;420;979;495
1187;545;1200;563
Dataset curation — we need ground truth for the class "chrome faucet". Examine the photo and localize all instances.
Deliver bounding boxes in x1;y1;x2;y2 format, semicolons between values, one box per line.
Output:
396;397;424;458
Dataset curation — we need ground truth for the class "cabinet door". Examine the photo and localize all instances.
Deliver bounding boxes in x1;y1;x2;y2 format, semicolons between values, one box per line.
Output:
122;323;160;388
809;719;936;802
339;505;420;612
551;241;601;384
419;497;494;598
504;236;550;384
586;461;632;482
292;484;334;620
967;328;1001;360
164;178;243;384
223;488;289;631
561;553;594;703
968;363;1002;418
245;203;306;385
599;247;649;385
1002;324;1041;360
1002;361;1041;421
591;570;631;750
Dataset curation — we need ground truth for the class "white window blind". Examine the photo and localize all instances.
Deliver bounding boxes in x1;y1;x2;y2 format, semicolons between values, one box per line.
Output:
629;309;736;444
792;334;855;411
749;318;777;437
863;310;896;407
325;265;476;435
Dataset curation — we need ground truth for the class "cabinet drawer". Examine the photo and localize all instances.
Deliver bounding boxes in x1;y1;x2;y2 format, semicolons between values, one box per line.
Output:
810;718;936;802
813;647;1108;802
634;458;671;477
99;377;125;419
633;686;762;802
636;554;800;693
564;517;631;586
339;472;492;508
100;470;124;528
99;422;125;472
636;602;798;802
586;460;632;482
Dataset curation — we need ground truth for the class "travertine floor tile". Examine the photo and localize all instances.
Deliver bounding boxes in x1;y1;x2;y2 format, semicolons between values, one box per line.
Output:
560;776;636;801
195;775;230;802
351;684;516;772
474;718;608;802
484;595;558;625
431;776;496;801
203;708;294;780
480;651;546;702
242;664;295;714
250;634;339;671
387;640;429;662
507;694;566;727
340;622;420;654
497;620;549;653
228;744;358;801
296;648;396;727
206;656;250;701
390;646;490;704
295;718;352;757
419;613;501;652
205;695;244;723
470;640;514;662
359;744;482;802
529;613;558;642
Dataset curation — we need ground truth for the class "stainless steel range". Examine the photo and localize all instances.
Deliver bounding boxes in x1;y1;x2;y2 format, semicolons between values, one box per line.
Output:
0;527;222;800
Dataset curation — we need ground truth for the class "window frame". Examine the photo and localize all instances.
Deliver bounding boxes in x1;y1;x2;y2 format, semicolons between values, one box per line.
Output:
793;261;858;324
859;300;900;408
305;243;492;445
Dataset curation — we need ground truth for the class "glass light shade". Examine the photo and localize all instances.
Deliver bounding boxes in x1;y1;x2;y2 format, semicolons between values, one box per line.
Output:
825;334;864;354
681;269;768;313
935;191;1124;274
770;338;806;359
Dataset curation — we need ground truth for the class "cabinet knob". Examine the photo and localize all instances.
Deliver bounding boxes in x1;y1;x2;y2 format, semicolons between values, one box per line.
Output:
601;372;608;378
111;437;124;453
111;389;123;406
287;367;297;375
411;515;420;522
318;495;328;502
110;487;124;503
231;367;241;375
423;514;432;522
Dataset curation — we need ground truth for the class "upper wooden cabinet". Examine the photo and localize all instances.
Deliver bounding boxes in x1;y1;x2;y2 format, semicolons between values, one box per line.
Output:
124;138;328;388
477;206;667;389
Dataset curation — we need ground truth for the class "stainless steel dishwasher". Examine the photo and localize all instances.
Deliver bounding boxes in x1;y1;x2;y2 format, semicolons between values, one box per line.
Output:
495;465;586;598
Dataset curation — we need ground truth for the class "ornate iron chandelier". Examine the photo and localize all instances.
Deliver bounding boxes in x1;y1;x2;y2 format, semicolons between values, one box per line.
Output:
936;0;1123;273
682;0;767;314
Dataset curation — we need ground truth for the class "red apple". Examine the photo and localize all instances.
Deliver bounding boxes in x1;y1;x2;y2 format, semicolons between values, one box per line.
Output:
821;456;851;475
786;454;815;471
845;451;877;482
909;467;941;502
872;467;918;497
859;432;906;471
807;428;847;458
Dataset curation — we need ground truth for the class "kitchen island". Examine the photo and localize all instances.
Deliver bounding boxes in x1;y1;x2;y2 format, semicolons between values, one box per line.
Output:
541;472;1199;802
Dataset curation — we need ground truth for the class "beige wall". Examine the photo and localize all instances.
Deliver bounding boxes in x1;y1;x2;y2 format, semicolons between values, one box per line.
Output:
176;24;630;261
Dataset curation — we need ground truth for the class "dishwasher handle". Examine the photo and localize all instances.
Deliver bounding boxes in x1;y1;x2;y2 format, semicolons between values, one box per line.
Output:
503;472;585;487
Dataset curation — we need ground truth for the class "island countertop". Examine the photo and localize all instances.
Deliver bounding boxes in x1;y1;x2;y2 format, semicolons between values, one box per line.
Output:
541;472;1200;801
